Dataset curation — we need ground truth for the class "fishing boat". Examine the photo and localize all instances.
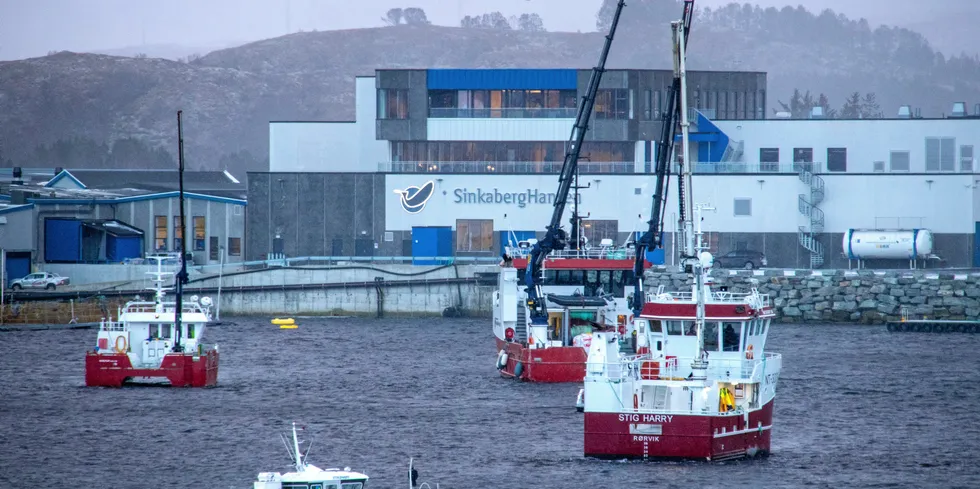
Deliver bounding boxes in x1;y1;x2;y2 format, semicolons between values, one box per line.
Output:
254;422;369;489
581;4;781;459
84;259;219;387
492;242;642;382
84;110;219;388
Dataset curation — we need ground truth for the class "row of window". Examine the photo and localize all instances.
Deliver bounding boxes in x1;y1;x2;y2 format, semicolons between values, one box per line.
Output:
428;89;578;118
760;139;975;173
391;141;635;163
383;88;767;121
455;219;619;253
515;268;636;298
153;215;241;256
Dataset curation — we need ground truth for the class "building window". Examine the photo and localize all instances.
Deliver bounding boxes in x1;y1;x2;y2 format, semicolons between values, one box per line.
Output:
961;145;974;172
456;219;493;252
192;216;206;251
733;198;751;217
581;219;618;245
793;148;813;172
227;237;241;256
873;161;885;172
641;90;652;120
827;148;847;172
173;216;184;251
759;148;779;172
594;89;629;120
209;236;219;261
757;89;766;119
889;151;910;172
378;88;409;119
154;215;167;251
925;137;955;172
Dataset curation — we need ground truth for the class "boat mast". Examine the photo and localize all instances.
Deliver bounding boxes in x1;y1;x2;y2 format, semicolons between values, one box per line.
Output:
291;422;305;472
672;15;710;380
173;110;189;353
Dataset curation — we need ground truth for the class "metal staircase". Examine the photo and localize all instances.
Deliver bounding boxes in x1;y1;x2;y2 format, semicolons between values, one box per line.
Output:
797;166;826;267
516;302;528;342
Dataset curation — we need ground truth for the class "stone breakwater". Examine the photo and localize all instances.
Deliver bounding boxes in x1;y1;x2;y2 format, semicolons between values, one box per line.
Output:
644;268;980;324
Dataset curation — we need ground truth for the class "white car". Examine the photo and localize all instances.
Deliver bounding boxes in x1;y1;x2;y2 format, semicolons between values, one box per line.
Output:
10;272;70;291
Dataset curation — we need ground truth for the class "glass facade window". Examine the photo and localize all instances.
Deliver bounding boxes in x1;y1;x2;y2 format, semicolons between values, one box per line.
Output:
228;237;242;256
378;89;409;119
428;89;576;118
594;89;629;120
456;219;493;252
827;148;848;172
581;219;618;245
173;216;184;251
389;141;635;173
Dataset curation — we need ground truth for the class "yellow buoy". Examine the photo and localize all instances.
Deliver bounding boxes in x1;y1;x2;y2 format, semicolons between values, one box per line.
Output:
279;324;298;329
271;318;295;325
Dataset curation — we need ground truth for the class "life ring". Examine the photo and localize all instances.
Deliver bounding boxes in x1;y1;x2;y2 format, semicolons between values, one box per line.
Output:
633;393;638;410
114;335;128;354
745;344;755;360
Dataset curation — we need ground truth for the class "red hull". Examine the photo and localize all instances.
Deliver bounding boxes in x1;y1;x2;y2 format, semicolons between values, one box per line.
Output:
495;338;585;383
85;350;219;388
584;400;775;461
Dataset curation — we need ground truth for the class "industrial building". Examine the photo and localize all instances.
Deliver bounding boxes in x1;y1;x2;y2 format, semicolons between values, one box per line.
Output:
248;68;980;269
1;168;246;287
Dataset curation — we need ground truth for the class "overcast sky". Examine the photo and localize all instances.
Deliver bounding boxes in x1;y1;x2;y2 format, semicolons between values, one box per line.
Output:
0;0;970;61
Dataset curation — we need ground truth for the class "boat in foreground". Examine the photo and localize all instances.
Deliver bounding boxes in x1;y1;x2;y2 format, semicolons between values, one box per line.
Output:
84;255;218;387
254;422;369;489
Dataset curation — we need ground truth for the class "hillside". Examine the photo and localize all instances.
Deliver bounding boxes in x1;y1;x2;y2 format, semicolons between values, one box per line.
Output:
1;15;979;174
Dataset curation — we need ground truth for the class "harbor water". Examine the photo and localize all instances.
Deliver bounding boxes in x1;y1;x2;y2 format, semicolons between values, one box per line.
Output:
1;318;978;488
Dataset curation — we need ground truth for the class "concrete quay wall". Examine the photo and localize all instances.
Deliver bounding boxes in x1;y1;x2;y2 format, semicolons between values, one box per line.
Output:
645;268;980;324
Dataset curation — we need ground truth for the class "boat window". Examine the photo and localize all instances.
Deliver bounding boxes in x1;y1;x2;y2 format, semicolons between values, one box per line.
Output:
186;325;196;339
567;270;584;286
161;325;172;339
148;324;160;340
648;320;662;333
722;322;741;351
556;270;570;284
666;321;682;335
683;321;697;336
703;322;720;351
341;483;364;489
611;270;625;296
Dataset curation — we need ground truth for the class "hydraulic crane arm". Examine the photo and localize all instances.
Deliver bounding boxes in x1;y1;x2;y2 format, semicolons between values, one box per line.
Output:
631;0;696;314
524;0;626;324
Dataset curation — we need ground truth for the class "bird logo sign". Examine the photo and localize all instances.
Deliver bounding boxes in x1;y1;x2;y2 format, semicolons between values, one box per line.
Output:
393;180;435;214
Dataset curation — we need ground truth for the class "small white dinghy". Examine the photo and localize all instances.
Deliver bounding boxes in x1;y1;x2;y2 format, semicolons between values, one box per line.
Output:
254;422;369;489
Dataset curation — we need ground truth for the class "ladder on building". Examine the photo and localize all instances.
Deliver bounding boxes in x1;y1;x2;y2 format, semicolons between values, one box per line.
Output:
797;165;826;267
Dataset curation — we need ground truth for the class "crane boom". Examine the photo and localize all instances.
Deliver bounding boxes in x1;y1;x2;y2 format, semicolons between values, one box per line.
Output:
524;0;626;324
630;0;696;314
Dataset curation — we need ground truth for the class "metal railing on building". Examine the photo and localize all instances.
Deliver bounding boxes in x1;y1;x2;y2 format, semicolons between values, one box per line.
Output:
428;107;577;119
378;161;637;174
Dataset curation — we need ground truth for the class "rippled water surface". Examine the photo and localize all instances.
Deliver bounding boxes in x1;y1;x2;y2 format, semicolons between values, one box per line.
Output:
2;318;979;489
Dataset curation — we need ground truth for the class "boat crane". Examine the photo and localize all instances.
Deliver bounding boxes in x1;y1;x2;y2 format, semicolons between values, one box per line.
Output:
172;110;190;353
630;0;696;315
523;0;626;326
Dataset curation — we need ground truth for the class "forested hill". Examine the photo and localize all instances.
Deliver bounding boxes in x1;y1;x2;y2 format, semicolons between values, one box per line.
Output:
1;1;978;174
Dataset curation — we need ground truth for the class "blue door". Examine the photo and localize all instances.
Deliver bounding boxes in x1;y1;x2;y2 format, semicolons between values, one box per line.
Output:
5;252;31;288
974;222;980;267
412;226;452;265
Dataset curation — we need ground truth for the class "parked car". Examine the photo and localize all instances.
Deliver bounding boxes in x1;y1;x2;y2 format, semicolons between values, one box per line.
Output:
714;250;767;270
9;272;70;290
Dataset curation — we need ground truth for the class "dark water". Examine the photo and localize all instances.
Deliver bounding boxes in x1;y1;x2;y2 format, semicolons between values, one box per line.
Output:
2;318;979;489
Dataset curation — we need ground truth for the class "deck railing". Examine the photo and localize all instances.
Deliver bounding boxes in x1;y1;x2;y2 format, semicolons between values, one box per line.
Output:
648;286;771;308
504;246;636;260
589;353;780;382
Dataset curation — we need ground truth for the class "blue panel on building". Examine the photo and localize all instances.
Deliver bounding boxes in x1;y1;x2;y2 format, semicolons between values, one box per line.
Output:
106;236;143;262
500;231;536;250
5;254;31;287
426;69;578;90
44;219;82;263
412;226;452;265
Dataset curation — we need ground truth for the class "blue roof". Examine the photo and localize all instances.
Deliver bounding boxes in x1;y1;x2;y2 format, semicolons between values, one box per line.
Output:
28;191;247;206
0;203;35;215
426;69;578;90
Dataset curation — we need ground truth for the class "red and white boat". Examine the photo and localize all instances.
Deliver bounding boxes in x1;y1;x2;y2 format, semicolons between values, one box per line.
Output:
492;241;649;382
85;255;219;387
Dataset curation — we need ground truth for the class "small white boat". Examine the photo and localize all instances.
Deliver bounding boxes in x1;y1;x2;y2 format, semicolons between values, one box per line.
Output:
254;422;369;489
575;388;585;413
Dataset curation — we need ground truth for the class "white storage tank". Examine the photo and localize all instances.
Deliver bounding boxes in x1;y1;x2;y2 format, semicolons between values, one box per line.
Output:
843;229;933;260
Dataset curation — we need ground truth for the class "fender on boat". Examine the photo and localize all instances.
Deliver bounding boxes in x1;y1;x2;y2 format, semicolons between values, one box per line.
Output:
514;360;524;378
496;350;509;370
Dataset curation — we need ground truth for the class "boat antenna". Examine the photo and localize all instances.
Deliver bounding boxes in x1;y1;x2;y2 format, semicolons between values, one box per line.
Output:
172;110;188;353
